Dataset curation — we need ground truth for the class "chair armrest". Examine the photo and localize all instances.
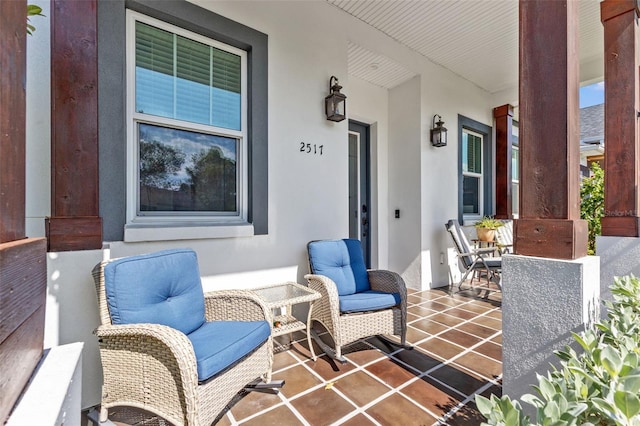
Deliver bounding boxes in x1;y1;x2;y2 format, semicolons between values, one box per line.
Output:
203;290;272;325
497;243;513;254
94;323;199;392
456;247;499;258
367;270;405;293
304;274;341;326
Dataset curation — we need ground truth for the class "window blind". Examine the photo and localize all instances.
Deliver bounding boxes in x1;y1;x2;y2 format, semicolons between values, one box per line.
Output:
135;21;241;130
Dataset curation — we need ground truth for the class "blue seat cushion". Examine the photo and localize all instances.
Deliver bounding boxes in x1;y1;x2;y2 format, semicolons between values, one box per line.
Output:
308;239;370;296
104;248;206;335
339;290;401;313
188;320;271;381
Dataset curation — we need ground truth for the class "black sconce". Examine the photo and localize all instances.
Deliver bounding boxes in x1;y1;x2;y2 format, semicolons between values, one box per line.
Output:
430;114;447;147
325;76;347;122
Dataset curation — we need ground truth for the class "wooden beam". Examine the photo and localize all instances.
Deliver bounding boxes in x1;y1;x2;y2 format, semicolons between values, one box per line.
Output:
494;104;514;219
0;0;26;243
49;0;102;251
515;0;588;259
600;0;640;237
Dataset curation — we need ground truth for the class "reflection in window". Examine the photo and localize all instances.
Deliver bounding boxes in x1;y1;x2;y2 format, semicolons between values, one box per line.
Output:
138;123;237;214
463;176;480;214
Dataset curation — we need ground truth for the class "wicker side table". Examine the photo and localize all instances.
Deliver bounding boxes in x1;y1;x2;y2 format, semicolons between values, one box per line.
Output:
252;282;320;337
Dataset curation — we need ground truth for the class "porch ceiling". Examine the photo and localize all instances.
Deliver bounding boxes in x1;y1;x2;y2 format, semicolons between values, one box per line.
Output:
331;0;604;93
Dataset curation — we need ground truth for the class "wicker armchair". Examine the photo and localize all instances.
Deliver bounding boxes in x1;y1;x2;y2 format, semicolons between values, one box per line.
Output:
305;239;408;362
92;249;277;425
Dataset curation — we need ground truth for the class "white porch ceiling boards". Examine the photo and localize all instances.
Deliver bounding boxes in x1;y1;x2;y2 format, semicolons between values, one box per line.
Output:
331;0;604;94
348;42;418;89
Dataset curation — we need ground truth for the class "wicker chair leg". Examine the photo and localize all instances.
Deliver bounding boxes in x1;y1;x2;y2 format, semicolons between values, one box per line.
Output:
307;320;318;361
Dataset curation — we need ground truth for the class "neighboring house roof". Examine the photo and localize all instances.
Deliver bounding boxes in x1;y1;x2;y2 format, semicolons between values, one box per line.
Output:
580;103;604;145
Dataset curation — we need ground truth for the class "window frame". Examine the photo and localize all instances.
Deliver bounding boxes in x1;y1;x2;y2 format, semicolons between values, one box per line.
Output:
126;10;249;228
95;0;268;242
511;122;520;217
461;129;484;221
457;115;493;225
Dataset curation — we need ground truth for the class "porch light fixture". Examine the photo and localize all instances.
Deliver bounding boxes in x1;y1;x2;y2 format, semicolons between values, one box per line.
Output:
325;76;347;122
430;114;447;147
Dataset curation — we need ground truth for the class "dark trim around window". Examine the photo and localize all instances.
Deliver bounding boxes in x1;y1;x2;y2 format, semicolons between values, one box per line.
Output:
458;114;493;225
98;0;268;240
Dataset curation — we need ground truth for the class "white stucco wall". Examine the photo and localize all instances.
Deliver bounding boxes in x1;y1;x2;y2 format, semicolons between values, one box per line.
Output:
25;0;498;408
388;77;423;288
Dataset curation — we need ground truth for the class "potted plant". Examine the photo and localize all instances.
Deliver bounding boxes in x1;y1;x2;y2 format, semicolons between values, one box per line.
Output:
474;216;504;242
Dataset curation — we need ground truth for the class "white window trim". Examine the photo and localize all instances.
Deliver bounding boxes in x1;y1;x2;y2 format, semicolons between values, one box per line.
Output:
512;144;519;218
462;129;484;222
124;11;251;242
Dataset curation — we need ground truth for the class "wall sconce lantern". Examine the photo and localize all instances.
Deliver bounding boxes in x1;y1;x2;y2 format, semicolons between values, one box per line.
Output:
325;76;347;122
430;114;447;147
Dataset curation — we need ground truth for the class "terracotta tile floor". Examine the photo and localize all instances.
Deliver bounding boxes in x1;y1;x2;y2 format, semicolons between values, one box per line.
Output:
215;283;503;426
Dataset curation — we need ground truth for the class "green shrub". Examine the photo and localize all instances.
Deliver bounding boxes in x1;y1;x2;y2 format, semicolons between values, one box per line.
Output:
476;275;640;426
580;163;604;255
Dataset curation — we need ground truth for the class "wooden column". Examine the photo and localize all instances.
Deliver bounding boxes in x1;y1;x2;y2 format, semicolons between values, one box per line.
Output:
0;0;27;243
600;0;640;237
0;1;48;422
46;0;102;251
515;0;587;259
494;104;514;219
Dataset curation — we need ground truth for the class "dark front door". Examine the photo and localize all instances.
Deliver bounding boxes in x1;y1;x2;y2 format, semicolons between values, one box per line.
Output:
348;120;371;267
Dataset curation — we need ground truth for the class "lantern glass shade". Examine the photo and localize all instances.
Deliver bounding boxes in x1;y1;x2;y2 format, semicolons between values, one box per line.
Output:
325;93;346;122
430;115;447;147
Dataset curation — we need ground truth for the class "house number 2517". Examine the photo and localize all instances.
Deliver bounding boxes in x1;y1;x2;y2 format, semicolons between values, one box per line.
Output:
300;142;324;155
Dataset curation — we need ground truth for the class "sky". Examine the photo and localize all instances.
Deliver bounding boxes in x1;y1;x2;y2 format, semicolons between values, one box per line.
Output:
580;81;604;108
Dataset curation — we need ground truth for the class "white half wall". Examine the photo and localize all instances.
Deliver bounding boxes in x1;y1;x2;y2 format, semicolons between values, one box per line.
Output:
597;235;640;310
502;254;600;408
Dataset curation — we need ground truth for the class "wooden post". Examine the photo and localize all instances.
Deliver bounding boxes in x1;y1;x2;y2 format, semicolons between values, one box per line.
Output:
515;0;588;259
600;0;640;237
0;0;26;243
0;1;48;422
494;104;514;219
47;0;102;251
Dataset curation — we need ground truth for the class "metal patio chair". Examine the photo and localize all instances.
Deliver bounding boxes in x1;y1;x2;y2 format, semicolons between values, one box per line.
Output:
494;219;514;254
445;219;502;291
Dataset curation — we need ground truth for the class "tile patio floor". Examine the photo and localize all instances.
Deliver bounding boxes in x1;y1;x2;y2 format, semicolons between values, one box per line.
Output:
215;283;503;426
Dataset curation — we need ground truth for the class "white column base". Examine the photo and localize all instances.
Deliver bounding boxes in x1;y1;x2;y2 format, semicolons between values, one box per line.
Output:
502;254;599;404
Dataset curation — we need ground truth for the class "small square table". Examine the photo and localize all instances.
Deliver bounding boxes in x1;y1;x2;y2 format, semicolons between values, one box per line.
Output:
252;281;320;337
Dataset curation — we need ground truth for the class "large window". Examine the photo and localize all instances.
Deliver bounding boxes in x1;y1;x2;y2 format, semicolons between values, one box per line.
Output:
126;11;248;230
462;129;484;219
458;115;493;224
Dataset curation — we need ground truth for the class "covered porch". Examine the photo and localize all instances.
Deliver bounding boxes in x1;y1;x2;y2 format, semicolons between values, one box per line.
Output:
4;0;639;424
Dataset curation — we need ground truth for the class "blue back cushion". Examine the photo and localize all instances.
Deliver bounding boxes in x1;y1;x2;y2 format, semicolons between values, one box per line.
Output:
307;239;370;296
104;248;206;335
